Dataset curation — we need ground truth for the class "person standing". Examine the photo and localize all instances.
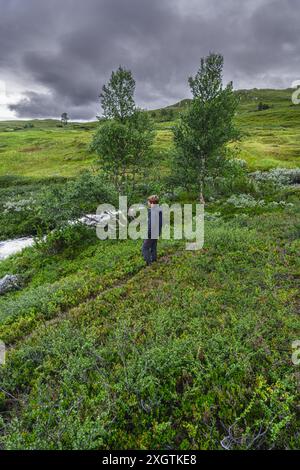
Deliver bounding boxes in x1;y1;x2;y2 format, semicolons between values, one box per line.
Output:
142;195;163;266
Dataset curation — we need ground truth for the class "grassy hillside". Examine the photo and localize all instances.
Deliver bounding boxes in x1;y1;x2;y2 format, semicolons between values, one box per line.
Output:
153;88;300;170
0;123;95;178
235;89;300;169
0;89;299;181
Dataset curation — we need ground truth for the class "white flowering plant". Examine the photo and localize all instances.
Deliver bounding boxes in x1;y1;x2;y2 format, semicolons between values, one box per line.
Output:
226;193;294;210
3;197;36;214
250;168;300;187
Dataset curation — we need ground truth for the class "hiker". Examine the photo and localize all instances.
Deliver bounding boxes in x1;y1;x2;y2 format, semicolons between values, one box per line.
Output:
142;195;163;266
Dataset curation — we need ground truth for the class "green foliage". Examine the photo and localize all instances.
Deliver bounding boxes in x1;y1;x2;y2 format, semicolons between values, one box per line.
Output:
36;170;117;231
158;108;175;122
188;52;224;100
0;171;118;239
61;112;69;126
91;67;155;191
91;110;154;192
100;66;136;121
23;122;34;129
173;53;239;198
221;376;296;449
250;168;300;186
0;235;148;343
37;224;92;256
257;102;271;111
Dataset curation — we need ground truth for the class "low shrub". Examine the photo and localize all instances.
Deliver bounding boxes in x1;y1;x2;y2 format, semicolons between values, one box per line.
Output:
250;168;300;187
226;194;294;210
0;171;118;240
36;224;94;256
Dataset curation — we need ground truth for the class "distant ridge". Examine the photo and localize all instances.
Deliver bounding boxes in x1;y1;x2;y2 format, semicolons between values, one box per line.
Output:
152;88;295;113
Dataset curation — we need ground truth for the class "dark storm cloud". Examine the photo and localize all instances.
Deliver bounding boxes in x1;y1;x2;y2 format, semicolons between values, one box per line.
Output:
1;0;299;119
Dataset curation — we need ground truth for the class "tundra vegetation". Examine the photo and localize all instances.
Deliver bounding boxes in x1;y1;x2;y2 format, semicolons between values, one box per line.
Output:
0;54;299;450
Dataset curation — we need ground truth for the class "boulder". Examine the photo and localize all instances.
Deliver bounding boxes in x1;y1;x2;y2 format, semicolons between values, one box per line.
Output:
0;274;21;295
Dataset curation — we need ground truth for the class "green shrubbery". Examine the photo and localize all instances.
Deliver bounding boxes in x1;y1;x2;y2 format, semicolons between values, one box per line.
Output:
0;171;118;240
0;236;173;343
0;207;299;449
250;168;300;186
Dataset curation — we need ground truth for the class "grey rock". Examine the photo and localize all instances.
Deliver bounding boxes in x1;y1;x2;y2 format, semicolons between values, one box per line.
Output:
0;274;21;295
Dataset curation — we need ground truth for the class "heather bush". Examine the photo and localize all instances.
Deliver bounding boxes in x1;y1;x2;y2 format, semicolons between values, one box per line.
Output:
250;168;300;186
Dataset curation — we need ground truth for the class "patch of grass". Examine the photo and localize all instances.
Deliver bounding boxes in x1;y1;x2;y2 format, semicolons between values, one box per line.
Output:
0;128;95;178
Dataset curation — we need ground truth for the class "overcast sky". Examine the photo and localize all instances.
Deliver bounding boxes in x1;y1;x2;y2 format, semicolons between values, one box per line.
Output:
0;0;299;120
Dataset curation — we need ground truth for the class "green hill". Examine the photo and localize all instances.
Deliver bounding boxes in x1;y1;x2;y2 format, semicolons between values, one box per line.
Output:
0;89;299;182
152;88;300;170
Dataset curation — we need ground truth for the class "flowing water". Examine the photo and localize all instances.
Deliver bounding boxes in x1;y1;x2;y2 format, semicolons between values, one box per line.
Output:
0;237;35;261
0;211;119;261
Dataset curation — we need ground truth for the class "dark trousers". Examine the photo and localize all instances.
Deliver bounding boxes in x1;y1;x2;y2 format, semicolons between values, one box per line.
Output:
142;239;158;265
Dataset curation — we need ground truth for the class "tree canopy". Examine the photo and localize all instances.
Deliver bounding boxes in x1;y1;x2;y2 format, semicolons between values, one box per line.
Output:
172;53;239;201
100;66;136;121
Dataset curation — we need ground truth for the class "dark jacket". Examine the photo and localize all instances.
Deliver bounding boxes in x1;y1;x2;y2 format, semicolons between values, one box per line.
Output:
148;206;163;239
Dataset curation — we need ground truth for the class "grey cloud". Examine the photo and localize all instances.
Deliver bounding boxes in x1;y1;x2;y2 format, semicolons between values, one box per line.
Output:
8;91;97;120
0;0;299;119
